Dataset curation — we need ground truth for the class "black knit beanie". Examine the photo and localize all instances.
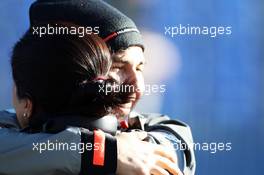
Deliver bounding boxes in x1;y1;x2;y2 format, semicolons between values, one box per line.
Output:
29;0;144;52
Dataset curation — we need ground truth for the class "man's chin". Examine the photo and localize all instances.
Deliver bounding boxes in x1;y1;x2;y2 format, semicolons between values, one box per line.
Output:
115;103;134;119
118;107;131;116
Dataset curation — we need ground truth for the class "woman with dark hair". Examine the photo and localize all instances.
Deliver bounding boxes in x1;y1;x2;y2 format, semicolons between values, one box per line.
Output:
6;23;180;175
12;26;127;132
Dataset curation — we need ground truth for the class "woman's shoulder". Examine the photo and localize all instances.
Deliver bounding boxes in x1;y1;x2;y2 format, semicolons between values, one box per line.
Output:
0;109;20;129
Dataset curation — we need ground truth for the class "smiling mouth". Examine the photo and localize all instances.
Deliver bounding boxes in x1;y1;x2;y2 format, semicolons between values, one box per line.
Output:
114;93;138;116
116;99;135;115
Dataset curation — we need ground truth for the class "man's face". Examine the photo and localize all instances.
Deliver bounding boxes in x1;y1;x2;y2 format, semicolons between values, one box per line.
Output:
109;46;145;117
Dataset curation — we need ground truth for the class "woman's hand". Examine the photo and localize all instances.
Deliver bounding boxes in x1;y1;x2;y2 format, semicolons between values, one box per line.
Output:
115;131;183;175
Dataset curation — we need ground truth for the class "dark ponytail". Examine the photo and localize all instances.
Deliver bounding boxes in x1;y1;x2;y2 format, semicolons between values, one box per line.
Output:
11;23;131;128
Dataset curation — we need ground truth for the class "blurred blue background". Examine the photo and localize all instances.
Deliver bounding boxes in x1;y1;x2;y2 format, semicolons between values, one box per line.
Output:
0;0;263;174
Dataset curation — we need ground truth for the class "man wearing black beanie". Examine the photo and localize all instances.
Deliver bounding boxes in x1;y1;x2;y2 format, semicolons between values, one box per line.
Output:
30;0;144;52
0;0;195;175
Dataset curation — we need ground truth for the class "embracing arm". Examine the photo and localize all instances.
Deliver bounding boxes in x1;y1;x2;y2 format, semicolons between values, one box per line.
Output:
0;110;181;175
0;110;116;175
0;127;81;175
128;112;196;175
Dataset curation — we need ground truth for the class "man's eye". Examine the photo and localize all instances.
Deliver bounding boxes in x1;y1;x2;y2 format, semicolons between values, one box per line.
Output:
111;66;122;72
111;63;125;70
136;64;144;72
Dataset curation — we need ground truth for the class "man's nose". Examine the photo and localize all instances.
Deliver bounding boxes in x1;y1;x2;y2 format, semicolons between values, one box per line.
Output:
125;68;138;89
126;68;144;94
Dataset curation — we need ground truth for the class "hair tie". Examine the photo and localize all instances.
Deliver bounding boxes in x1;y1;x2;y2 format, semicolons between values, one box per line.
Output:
93;76;108;81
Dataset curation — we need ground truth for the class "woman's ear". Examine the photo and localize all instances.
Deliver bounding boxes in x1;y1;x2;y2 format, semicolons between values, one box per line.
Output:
24;98;33;118
13;97;32;129
16;97;33;129
13;84;33;128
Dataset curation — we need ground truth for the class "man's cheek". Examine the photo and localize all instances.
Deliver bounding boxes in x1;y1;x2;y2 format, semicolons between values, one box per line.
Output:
137;75;145;96
109;70;125;83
